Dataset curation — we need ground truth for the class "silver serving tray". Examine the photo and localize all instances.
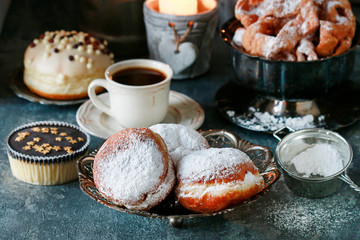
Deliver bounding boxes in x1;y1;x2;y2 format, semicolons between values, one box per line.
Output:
77;129;280;227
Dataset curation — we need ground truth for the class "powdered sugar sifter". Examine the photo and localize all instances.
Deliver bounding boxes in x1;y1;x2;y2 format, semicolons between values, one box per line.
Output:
273;126;360;198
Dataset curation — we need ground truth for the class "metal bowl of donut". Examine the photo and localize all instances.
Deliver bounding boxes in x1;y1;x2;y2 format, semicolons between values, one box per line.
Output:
77;129;280;227
220;18;360;100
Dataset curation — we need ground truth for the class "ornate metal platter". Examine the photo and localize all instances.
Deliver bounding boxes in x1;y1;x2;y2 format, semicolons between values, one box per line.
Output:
77;129;280;227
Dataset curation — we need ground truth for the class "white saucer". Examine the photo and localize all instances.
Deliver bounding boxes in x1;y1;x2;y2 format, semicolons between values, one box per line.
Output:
76;91;205;139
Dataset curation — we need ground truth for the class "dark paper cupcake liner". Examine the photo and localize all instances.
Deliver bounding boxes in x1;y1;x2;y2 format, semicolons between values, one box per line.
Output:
6;121;90;165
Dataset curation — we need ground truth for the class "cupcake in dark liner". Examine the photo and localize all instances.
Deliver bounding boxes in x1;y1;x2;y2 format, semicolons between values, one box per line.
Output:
6;121;90;185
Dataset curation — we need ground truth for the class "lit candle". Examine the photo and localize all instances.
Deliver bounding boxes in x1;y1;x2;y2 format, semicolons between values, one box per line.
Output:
159;0;198;15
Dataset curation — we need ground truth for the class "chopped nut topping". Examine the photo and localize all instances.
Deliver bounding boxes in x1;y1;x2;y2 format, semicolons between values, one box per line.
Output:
60;132;67;136
27;141;35;146
45;146;53;151
78;137;84;142
18;132;30;137
64;146;72;151
65;136;73;140
23;146;31;150
50;127;58;131
51;130;58;135
45;44;52;50
64;146;74;153
32;144;40;150
41;149;50;155
53;146;61;151
35;147;44;152
55;137;62;141
15;137;24;142
69;139;77;144
87;49;93;55
41;128;49;133
44;52;51;58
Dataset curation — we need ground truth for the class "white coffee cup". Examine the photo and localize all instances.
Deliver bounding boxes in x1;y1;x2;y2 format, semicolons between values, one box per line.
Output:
88;59;173;128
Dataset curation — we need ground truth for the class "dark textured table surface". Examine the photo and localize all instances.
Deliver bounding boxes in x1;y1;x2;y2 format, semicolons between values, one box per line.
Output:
0;1;359;239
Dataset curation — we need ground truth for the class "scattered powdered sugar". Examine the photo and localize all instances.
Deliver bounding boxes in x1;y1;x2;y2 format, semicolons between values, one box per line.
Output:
95;130;165;204
326;1;350;24
233;28;246;47
265;0;302;17
150;123;209;165
266;18;300;57
224;172;360;238
297;39;315;56
226;107;325;132
236;0;301;18
313;0;324;5
263;36;276;57
261;196;359;238
177;148;253;183
285;143;344;177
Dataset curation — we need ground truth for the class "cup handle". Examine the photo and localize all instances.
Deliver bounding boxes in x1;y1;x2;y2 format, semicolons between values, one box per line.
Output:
88;79;112;117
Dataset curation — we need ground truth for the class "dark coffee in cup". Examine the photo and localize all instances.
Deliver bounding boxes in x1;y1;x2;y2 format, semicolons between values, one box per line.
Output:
111;67;166;86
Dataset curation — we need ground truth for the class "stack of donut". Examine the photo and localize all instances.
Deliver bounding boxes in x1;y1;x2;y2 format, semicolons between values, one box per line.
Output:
93;124;264;213
233;0;356;61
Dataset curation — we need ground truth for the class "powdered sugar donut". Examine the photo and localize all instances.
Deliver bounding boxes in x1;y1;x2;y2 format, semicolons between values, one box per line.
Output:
93;128;175;211
175;148;264;213
149;123;209;165
234;0;356;61
315;0;355;57
24;30;114;100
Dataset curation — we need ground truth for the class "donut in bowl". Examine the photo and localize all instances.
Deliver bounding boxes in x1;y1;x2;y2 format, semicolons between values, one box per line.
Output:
23;30;114;100
149;123;209;165
93;128;175;211
175;148;264;213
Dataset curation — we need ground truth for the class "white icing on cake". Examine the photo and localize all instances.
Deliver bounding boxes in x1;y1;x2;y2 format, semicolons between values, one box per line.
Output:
24;30;114;77
23;30;114;98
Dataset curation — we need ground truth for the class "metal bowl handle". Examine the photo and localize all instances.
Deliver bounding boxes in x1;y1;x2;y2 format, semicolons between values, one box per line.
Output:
339;172;360;193
273;126;295;141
